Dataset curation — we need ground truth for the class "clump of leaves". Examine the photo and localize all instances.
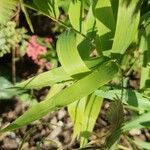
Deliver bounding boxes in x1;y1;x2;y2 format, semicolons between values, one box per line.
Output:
1;0;150;150
0;21;28;57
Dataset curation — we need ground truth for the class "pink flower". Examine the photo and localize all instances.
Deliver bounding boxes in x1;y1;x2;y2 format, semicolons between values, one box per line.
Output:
27;35;47;63
44;37;53;43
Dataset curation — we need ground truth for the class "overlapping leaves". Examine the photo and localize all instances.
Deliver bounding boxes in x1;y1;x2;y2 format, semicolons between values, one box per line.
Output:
0;31;118;135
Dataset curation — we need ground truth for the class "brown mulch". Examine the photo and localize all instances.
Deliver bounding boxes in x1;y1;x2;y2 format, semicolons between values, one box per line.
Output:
0;97;149;150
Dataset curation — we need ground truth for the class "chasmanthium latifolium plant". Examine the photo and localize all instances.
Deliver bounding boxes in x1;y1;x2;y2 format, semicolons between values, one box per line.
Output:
1;0;150;149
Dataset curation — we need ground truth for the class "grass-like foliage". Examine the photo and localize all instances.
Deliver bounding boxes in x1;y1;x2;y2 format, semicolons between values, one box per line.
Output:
1;0;150;149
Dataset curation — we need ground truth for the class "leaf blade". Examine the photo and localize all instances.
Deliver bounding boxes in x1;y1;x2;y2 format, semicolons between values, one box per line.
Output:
80;94;103;147
95;89;150;112
0;60;118;133
33;0;59;19
16;67;73;89
111;0;140;54
57;31;90;76
123;112;150;131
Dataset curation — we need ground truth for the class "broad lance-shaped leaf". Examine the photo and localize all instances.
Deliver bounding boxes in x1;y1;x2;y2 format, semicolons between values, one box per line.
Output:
57;30;105;140
45;83;66;99
133;140;150;150
15;67;73;89
93;0;115;52
68;0;82;31
122;111;150;131
95;89;150;111
111;0;140;54
68;97;87;138
16;57;108;89
77;3;97;58
84;3;96;33
0;60;118;133
20;0;34;32
57;29;89;140
110;0;119;23
57;30;109;140
57;31;90;77
139;15;150;89
0;0;18;24
80;94;103;147
33;0;59;19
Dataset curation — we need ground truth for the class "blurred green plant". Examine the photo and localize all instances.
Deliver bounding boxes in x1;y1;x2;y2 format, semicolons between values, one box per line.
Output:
0;76;19;99
0;21;28;57
0;76;36;104
0;0;19;24
0;0;150;149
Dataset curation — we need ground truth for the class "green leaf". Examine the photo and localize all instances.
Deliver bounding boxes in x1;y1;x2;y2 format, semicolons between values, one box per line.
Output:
45;83;66;99
0;60;118;133
84;4;96;33
111;0;140;54
133;140;150;150
0;77;19;99
57;31;90;77
84;57;109;69
95;89;150;112
110;0;119;22
122;111;150;131
57;30;106;141
0;0;18;24
20;0;34;32
68;97;87;138
16;57;109;90
139;16;150;89
80;94;103;147
16;67;73;89
77;4;96;57
57;0;70;12
93;0;115;52
68;0;83;31
105;99;124;149
33;0;59;19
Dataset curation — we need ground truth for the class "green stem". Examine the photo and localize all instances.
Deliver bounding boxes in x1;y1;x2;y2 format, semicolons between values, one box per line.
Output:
12;48;16;84
24;3;94;45
79;0;83;33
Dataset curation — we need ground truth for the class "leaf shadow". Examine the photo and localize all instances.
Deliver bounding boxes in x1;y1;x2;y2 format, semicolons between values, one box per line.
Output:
127;90;139;109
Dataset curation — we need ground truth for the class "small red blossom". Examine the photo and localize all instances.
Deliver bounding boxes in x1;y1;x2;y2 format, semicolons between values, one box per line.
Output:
27;35;47;62
44;37;53;43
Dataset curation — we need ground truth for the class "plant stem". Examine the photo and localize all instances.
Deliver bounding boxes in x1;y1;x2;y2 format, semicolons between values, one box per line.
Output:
79;0;83;32
24;3;95;46
12;48;16;84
